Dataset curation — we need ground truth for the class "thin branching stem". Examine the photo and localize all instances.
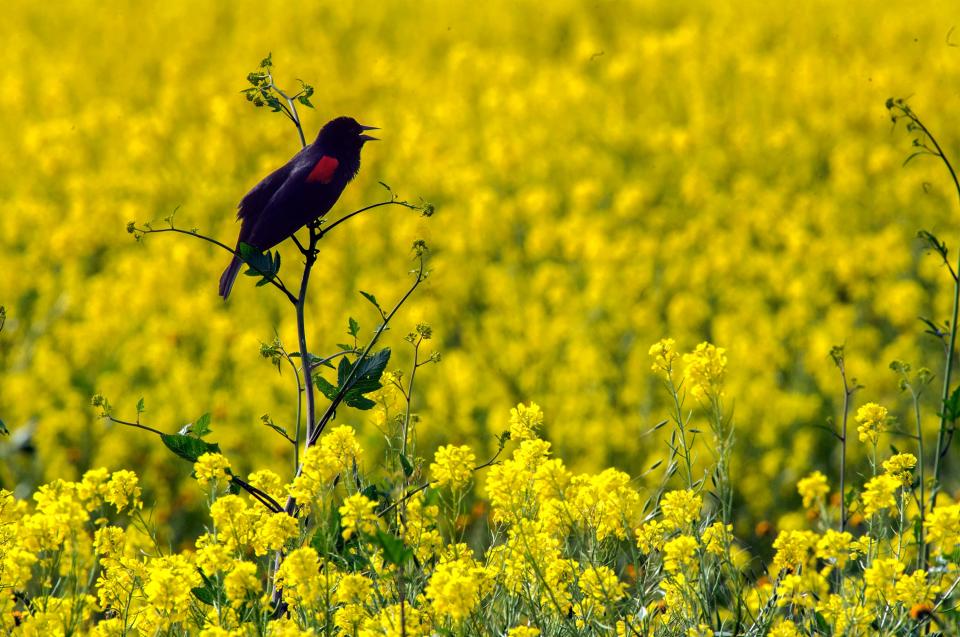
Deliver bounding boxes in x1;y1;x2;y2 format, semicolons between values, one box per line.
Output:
378;442;505;519
307;258;427;449
266;70;307;149
318;199;420;238
892;101;960;509
103;415;283;513
297;224;320;448
831;347;857;535
131;225;298;304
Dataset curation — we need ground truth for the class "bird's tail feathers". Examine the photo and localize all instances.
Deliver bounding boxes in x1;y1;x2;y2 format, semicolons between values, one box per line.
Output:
219;255;243;299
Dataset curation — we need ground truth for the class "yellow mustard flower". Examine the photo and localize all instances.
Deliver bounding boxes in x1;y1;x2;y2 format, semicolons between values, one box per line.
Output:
701;521;732;556
663;535;699;573
815;529;856;568
881;452;917;488
276;547;323;609
863;557;905;608
224;561;260;605
194;452;232;486
430;444;476;490
143;554;200;628
649;338;679;376
425;559;487;621
660;489;702;529
509;402;544;441
855;402;889;445
861;473;900;518
895;569;938;607
682;342;727;399
925;502;960;554
339;493;378;540
768;620;801;637
797;470;829;508
252;511;298;556
105;470;142;514
771;529;817;572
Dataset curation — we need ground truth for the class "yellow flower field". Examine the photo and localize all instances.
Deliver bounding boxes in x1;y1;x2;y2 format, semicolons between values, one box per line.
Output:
3;5;960;630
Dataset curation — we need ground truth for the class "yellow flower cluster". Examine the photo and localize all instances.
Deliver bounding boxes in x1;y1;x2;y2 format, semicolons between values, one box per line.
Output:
682;343;727;400
796;471;829;509
289;426;363;506
509;402;544;441
195;452;232;487
649;338;679;376
855;402;889;445
429;444;476;490
339;493;378;540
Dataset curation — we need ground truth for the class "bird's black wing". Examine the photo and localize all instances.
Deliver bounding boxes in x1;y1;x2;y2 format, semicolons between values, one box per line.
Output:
244;160;318;250
237;159;297;222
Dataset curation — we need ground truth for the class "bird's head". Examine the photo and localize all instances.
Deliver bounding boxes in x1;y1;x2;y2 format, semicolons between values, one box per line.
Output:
316;116;378;155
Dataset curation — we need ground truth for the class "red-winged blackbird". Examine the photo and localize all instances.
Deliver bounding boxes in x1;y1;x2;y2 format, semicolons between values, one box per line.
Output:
219;116;378;299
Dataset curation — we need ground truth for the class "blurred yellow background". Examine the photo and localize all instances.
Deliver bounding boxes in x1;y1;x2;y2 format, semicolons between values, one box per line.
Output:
1;0;958;536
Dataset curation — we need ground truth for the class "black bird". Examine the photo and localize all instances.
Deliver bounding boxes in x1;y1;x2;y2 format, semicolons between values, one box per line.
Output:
219;116;378;299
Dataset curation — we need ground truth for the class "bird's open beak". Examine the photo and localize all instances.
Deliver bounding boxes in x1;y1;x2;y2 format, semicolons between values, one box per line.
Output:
359;124;379;142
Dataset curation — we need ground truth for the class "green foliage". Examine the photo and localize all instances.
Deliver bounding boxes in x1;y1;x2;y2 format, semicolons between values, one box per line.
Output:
238;242;281;287
315;348;391;411
161;433;221;463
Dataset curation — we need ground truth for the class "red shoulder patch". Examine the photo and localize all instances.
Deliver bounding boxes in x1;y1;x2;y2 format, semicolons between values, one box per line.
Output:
306;155;339;184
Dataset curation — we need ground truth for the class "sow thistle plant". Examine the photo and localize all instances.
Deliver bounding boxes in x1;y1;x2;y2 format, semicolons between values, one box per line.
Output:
6;49;960;637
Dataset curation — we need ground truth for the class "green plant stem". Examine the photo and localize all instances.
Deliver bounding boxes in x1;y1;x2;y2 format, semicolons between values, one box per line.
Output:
378;443;505;519
297;225;320;447
132;225;297;304
911;386;928;569
837;360;851;534
664;373;694;489
283;351;304;475
903;110;960;509
306;260;426;449
105;415;165;437
400;337;421;460
266;71;306;148
318;199;419;238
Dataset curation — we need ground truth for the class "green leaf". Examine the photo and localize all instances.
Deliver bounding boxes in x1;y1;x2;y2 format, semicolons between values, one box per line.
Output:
941;386;960;422
373;529;412;566
315;375;339;401
259;52;273;69
361;484;381;501
161;434;221;463
238;242;280;286
192;571;225;605
337;356;351;387
0;419;7;436
192;586;216;605
193;413;213;438
352;348;391;385
297;95;314;108
348;317;360;338
262;420;290;441
399;453;414;477
345;394;377;410
319;349;391;412
360;291;381;312
136;398;145;414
